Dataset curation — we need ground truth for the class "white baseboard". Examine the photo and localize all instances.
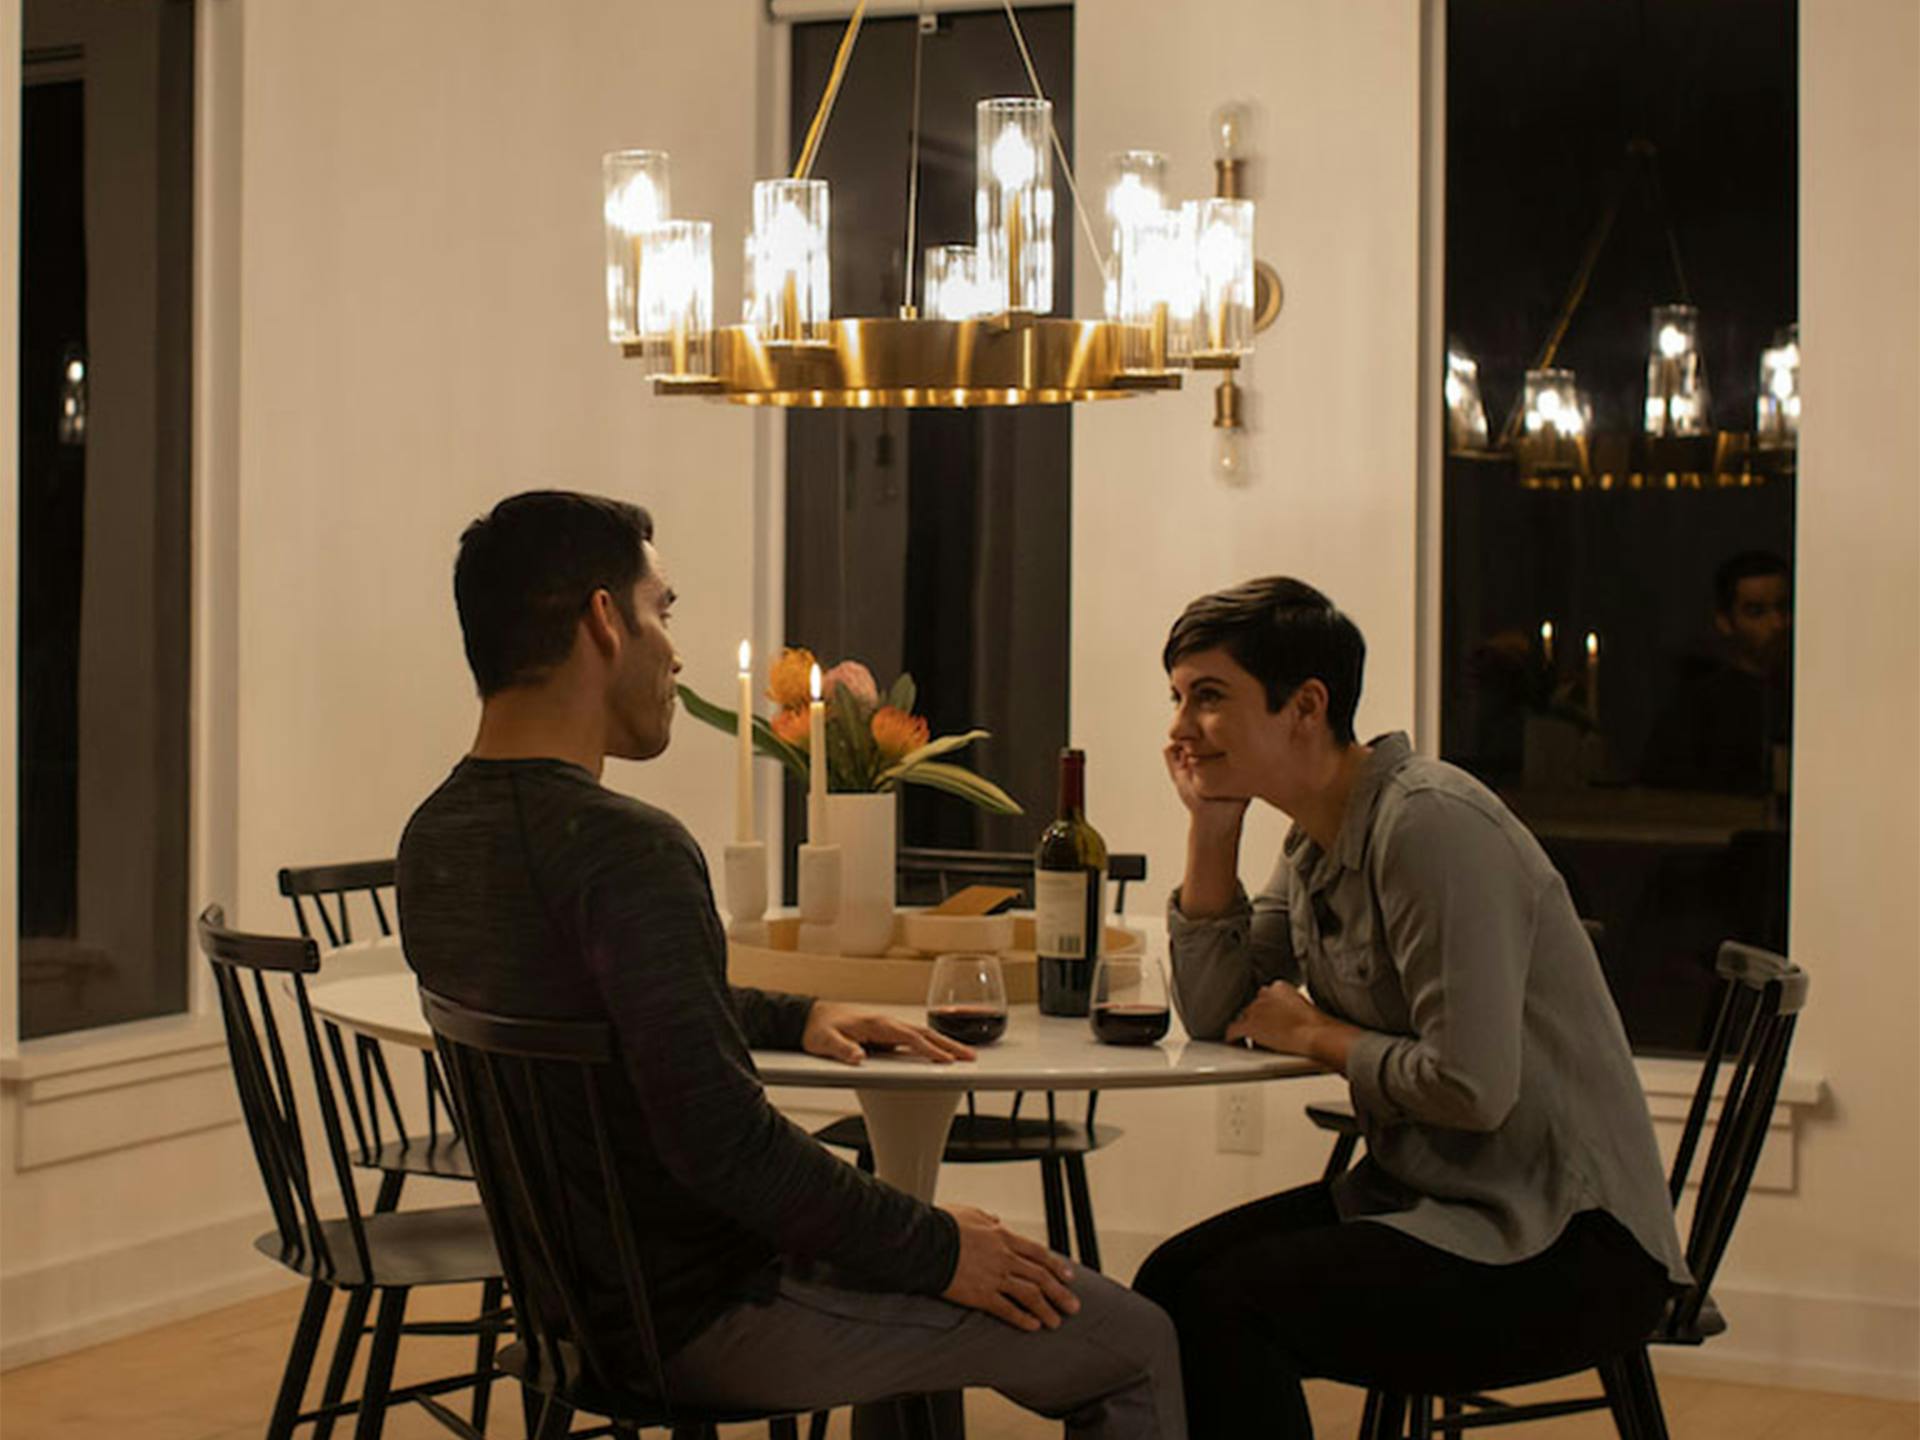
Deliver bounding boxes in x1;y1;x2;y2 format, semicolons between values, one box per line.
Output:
0;1204;299;1372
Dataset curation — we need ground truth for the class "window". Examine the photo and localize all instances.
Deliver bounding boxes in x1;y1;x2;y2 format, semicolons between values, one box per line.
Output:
1441;0;1797;1054
17;0;194;1038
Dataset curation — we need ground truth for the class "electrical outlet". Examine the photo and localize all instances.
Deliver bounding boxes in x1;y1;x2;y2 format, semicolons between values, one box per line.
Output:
1216;1086;1264;1154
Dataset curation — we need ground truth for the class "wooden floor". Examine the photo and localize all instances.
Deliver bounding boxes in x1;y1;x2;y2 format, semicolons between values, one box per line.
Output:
1;1283;1914;1440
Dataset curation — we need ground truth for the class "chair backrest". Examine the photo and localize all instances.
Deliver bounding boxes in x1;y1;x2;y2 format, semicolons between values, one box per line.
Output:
281;858;458;1167
197;905;374;1281
896;847;1148;913
422;987;669;1407
1661;938;1808;1338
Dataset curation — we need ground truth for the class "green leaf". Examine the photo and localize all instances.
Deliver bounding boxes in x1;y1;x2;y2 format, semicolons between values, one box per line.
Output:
889;761;1025;816
887;672;917;715
676;683;808;781
875;729;990;783
826;681;880;789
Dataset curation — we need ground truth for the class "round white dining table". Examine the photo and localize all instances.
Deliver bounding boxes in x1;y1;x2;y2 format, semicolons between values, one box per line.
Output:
305;945;1319;1203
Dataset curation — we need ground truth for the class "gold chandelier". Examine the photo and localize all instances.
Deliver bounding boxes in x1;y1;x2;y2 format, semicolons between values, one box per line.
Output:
599;2;1270;408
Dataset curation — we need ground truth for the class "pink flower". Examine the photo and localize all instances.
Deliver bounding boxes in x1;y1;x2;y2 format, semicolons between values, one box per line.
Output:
871;706;930;761
820;660;879;709
770;707;811;746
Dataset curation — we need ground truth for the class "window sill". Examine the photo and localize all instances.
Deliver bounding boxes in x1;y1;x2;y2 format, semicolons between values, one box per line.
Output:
0;1011;228;1091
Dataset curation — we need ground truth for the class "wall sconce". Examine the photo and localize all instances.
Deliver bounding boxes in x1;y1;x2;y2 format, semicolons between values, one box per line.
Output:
1201;103;1283;484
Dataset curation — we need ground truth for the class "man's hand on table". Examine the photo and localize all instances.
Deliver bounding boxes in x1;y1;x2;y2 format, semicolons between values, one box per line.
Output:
940;1203;1080;1332
1226;981;1362;1072
801;1000;976;1066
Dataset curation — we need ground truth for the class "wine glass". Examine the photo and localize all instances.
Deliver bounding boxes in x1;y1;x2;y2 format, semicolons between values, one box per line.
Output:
926;953;1009;1045
1090;952;1171;1045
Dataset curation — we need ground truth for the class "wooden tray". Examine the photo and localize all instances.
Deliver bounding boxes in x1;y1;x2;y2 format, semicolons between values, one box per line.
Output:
728;915;1145;1005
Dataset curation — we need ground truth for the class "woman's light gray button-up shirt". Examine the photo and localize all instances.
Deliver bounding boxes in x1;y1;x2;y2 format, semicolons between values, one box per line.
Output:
1168;732;1689;1284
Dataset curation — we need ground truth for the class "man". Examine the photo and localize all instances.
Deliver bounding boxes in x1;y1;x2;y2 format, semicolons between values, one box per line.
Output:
396;491;1182;1438
1133;577;1684;1439
1642;550;1793;794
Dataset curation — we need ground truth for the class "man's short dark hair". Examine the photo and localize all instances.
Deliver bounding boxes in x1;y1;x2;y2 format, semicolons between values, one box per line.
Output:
1713;550;1790;614
1163;577;1366;746
454;490;654;698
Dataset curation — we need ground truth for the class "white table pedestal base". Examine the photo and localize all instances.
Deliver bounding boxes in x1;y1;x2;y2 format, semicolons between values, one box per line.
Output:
855;1089;960;1202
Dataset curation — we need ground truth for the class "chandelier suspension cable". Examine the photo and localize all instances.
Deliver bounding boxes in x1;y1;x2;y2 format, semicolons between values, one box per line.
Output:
792;0;870;180
999;0;1111;286
900;0;929;317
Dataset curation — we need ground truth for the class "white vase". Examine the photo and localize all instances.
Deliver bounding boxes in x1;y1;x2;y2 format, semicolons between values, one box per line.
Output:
826;792;897;956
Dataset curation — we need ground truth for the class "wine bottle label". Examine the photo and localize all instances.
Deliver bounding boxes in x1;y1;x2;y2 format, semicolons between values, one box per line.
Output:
1035;870;1105;958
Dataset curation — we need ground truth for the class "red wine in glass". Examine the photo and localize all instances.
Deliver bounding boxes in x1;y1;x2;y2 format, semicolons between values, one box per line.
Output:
928;1004;1009;1045
1091;1003;1170;1046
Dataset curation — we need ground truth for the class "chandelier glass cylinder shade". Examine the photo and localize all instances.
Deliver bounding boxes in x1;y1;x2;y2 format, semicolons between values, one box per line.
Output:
1520;366;1590;479
1643;303;1710;437
1444;349;1491;450
637;221;715;381
602;150;672;344
923;244;989;321
1104;149;1169;319
750;179;832;345
1191;198;1255;363
1116;209;1190;374
977;98;1055;315
1756;324;1800;449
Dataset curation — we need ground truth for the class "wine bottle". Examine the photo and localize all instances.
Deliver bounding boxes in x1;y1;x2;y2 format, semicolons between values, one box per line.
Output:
1034;748;1108;1017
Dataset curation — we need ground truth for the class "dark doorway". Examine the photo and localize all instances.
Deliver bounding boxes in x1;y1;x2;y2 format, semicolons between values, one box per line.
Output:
783;8;1074;896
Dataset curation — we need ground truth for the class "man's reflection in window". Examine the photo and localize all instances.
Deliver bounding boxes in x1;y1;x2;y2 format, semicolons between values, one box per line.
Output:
1642;551;1792;797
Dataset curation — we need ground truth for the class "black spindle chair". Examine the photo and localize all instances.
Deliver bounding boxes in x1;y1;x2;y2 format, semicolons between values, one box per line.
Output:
198;906;506;1440
1351;939;1809;1440
422;987;938;1440
280;860;472;1210
815;849;1147;1271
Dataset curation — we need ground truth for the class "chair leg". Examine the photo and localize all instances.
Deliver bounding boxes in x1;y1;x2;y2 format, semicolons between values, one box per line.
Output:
807;1410;831;1440
1597;1355;1643;1440
525;1389;575;1440
352;1288;410;1440
769;1418;801;1440
1438;1396;1464;1440
309;1285;374;1440
372;1170;406;1214
266;1281;333;1440
1357;1389;1381;1440
1624;1348;1670;1440
1408;1394;1434;1440
470;1277;505;1431
1062;1155;1102;1272
1038;1156;1071;1254
1365;1391;1405;1440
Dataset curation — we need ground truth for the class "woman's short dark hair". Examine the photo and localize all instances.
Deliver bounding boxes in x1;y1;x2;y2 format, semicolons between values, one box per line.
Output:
1162;577;1366;745
453;490;654;698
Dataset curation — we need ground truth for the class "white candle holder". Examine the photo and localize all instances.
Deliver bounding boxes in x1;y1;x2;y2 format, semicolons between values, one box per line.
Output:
796;842;842;955
723;840;769;945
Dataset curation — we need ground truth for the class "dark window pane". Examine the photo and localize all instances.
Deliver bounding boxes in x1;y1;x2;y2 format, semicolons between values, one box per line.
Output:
18;0;194;1038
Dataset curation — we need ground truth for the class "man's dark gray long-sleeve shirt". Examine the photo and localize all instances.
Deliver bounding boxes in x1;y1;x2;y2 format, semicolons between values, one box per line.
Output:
397;756;958;1358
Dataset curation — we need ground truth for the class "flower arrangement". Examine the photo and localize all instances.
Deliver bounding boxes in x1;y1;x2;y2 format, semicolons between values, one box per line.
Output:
679;647;1023;815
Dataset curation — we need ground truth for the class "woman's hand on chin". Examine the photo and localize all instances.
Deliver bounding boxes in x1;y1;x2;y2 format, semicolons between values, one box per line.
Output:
1164;741;1250;829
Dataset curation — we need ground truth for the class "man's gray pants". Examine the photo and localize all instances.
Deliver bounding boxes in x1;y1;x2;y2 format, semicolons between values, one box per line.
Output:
663;1267;1187;1439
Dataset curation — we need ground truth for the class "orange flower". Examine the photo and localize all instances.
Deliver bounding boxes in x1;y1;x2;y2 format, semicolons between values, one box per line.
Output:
770;706;811;747
871;706;930;762
766;647;817;709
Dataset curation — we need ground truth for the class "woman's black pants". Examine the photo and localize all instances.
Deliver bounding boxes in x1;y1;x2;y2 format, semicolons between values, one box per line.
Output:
1133;1182;1670;1440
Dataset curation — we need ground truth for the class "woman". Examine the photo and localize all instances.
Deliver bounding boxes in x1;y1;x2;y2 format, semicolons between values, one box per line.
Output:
1134;577;1686;1439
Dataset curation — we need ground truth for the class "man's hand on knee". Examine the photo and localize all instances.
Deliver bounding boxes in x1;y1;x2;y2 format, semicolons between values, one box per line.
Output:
940;1204;1081;1333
